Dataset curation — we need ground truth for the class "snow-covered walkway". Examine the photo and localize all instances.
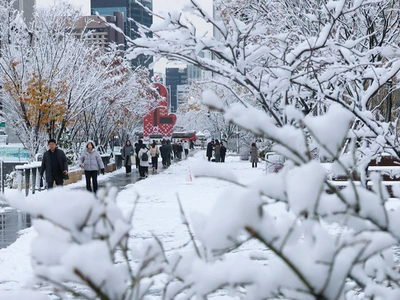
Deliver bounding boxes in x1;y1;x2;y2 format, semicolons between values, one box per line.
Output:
0;150;265;296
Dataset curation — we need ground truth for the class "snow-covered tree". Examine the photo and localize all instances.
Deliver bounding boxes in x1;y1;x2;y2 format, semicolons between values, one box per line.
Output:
0;3;87;157
177;81;256;152
5;0;400;299
0;3;155;159
116;0;400;298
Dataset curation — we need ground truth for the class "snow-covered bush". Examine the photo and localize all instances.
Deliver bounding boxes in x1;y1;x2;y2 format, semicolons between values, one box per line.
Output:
4;0;400;299
6;187;167;299
125;0;400;298
5;171;17;189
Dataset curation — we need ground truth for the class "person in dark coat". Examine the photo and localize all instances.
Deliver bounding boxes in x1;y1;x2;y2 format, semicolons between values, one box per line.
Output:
214;139;221;162
176;142;183;160
166;140;172;166
135;140;143;170
172;141;178;160
220;142;227;163
206;140;214;161
160;140;169;167
40;138;68;189
250;142;258;168
121;140;134;174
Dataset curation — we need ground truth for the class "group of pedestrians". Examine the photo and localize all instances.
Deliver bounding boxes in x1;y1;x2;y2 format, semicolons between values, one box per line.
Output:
121;139;190;179
39;137;169;193
40;138;105;194
39;136;259;196
206;139;259;168
206;139;227;162
121;139;152;179
171;140;190;160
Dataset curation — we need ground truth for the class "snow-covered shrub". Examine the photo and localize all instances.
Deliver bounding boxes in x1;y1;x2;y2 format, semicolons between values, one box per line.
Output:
125;0;400;298
6;188;166;299
5;170;17;189
4;0;400;299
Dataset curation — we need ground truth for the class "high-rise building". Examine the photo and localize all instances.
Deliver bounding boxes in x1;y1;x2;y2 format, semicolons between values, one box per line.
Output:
166;67;188;113
91;0;153;68
13;0;35;24
75;12;125;50
177;84;190;108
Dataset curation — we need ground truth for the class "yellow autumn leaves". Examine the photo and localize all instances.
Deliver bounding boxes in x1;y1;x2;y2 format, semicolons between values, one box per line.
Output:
4;71;69;130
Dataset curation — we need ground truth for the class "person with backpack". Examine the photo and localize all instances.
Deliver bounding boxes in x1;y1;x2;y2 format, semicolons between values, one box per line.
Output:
135;139;143;171
138;143;149;178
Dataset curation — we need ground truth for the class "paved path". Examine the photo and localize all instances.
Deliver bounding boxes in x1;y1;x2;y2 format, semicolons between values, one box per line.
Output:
98;149;200;190
0;149;200;249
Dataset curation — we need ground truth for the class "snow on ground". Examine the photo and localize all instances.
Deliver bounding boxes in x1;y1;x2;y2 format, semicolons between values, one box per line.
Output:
0;151;265;296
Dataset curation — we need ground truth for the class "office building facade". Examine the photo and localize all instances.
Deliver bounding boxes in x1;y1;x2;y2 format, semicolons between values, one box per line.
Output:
13;0;35;24
166;67;188;113
91;0;153;68
75;12;124;50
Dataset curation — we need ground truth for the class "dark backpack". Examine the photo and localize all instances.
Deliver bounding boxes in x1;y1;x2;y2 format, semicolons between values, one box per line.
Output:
141;151;148;161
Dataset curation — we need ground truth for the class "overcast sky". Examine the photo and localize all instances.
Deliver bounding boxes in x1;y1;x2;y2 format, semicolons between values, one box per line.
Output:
36;0;91;14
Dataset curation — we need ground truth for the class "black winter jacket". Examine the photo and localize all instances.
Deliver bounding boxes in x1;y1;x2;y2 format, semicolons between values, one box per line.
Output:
40;148;68;182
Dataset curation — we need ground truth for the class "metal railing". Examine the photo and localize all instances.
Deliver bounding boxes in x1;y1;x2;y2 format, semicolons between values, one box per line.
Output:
15;162;42;196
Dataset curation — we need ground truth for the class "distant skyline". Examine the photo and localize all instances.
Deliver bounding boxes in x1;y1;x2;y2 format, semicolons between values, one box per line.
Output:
36;0;213;74
36;0;212;18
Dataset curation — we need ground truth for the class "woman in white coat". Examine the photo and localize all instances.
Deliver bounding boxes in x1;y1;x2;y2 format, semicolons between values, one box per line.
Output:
80;141;105;193
138;144;149;179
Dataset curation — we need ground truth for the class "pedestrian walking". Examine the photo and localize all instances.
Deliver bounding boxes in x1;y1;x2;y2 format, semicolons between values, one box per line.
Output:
166;140;172;166
177;142;183;160
121;140;134;174
149;141;160;173
138;144;149;178
172;141;178;160
40;138;69;189
214;139;221;162
80;140;105;194
160;140;168;167
183;140;189;158
135;140;143;170
220;142;227;163
206;140;214;161
250;142;258;168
